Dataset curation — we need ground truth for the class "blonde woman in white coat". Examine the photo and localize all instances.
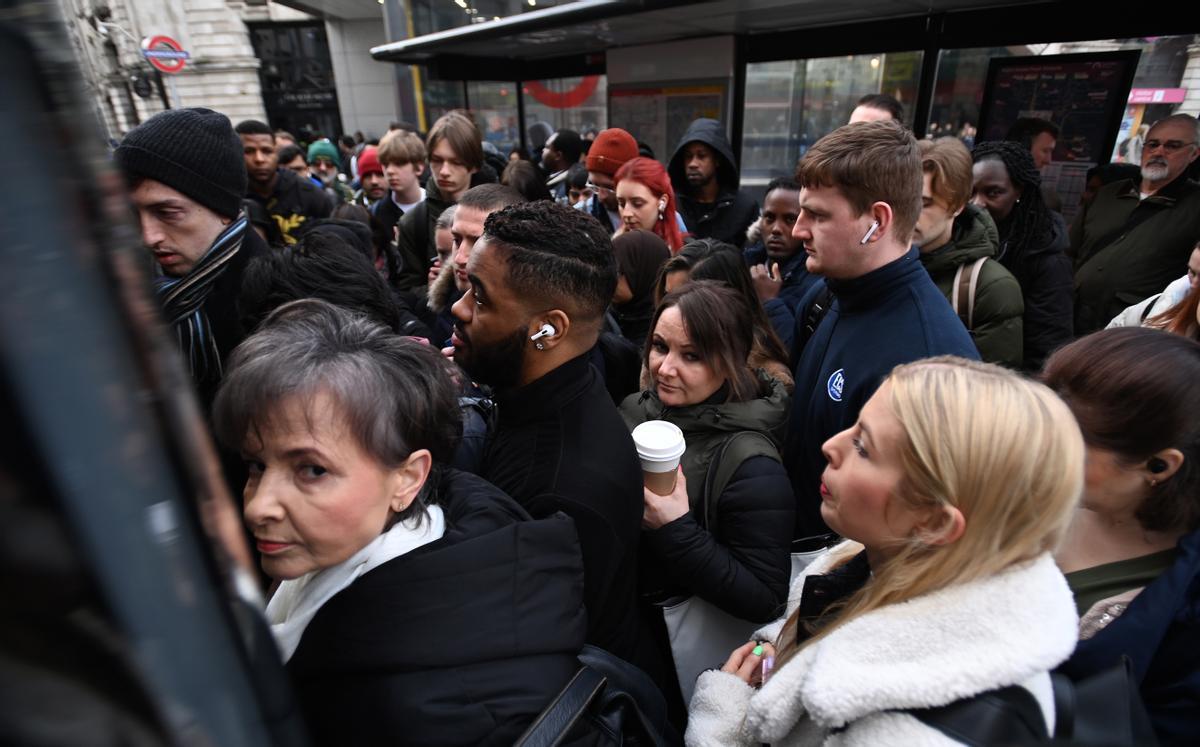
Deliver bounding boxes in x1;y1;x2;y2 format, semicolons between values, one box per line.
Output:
686;357;1085;746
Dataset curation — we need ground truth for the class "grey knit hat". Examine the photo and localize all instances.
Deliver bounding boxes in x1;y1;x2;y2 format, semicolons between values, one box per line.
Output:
115;108;247;218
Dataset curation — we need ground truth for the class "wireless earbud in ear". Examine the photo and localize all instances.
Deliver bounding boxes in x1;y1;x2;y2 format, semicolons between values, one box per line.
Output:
1148;457;1168;474
529;323;557;342
859;220;881;245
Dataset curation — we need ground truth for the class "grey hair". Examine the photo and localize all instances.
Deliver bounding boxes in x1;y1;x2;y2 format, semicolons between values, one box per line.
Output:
435;204;457;232
1149;113;1200;143
213;299;462;523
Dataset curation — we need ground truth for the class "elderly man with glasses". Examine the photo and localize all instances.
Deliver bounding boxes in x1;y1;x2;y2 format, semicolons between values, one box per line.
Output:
1071;113;1200;335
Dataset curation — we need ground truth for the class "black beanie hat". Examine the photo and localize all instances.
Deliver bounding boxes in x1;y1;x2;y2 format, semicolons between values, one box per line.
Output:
115;108;247;219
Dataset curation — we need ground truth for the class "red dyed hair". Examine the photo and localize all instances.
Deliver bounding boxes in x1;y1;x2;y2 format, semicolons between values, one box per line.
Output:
614;157;684;252
1148;280;1200;340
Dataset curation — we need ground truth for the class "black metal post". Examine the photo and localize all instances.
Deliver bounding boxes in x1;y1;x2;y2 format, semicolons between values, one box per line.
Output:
911;13;944;139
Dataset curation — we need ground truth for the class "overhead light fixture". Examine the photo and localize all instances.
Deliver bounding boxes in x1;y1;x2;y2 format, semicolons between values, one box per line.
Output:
529;0;537;6
870;57;880;69
455;0;466;7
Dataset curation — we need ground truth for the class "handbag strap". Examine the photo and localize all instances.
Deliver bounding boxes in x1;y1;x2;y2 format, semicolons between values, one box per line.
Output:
908;684;1049;746
513;666;607;747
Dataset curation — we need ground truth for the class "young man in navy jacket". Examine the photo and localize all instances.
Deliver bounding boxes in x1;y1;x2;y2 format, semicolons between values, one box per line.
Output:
784;121;979;539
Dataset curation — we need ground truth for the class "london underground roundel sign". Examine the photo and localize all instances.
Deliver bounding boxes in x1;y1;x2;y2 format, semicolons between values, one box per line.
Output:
141;35;189;74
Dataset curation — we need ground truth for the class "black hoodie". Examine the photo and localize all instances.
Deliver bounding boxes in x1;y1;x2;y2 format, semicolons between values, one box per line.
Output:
667;119;760;248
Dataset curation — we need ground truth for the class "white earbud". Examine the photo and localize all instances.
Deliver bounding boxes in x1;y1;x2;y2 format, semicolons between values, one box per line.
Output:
529;323;557;342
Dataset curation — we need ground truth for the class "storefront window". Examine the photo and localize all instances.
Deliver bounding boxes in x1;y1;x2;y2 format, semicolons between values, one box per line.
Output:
421;76;466;128
522;75;607;159
740;52;923;184
927;35;1196;221
467;81;520;157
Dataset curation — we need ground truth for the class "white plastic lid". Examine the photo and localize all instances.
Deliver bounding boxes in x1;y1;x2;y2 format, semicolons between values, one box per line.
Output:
631;420;686;462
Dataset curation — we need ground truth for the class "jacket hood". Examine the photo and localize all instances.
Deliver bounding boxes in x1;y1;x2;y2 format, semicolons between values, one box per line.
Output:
919;203;999;274
622;370;789;447
291;468;586;672
668;118;740;193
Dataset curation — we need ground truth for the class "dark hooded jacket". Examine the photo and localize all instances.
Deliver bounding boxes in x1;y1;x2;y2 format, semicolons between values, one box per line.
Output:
245;167;333;247
619;372;795;624
288;468;587;747
917;204;1025;368
393;165;498;292
995;207;1073;371
668;119;759;249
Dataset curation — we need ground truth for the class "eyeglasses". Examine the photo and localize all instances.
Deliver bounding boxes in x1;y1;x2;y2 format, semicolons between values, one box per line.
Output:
586;182;614;195
1144;139;1196;153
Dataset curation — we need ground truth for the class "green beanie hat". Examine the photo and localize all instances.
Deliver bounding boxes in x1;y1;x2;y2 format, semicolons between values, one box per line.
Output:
307;139;341;170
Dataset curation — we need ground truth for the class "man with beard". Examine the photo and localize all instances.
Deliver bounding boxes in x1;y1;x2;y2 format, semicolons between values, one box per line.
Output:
116;107;268;411
351;146;388;208
744;177;822;347
235;120;332;246
448;201;650;672
307;138;353;205
667;118;759;248
1072;114;1200;335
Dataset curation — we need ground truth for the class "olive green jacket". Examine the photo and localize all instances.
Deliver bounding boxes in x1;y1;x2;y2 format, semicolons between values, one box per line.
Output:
918;205;1025;368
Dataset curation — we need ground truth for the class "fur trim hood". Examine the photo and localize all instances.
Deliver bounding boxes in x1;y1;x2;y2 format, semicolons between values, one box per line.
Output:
686;547;1078;746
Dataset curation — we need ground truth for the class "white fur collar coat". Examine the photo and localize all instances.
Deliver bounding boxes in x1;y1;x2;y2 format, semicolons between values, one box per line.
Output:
685;544;1078;746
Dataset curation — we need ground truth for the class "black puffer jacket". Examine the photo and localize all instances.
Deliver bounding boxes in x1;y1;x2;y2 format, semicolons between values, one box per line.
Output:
287;468;587;746
667;119;759;249
620;373;795;623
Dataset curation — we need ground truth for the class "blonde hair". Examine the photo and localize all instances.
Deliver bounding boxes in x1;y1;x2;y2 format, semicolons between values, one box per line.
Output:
776;357;1083;663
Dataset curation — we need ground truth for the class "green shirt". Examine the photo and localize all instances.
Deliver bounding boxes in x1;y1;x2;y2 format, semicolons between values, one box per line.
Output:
1065;548;1178;617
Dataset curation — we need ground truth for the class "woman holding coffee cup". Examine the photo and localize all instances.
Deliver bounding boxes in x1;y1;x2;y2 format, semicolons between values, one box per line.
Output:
620;281;795;712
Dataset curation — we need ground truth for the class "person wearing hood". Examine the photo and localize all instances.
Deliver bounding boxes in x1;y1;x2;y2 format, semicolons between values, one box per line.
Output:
916;139;1024;368
668;118;760;249
621;281;795;723
971;141;1073;371
612;229;671;349
394;111;498;293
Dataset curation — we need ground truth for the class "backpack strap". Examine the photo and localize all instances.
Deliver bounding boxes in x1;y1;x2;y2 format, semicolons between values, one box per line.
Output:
951;257;988;331
512;666;607;747
701;431;780;538
797;285;835;352
907;684;1049;746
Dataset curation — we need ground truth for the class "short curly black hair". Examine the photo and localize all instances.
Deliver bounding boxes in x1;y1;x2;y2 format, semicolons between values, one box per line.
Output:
482;201;617;326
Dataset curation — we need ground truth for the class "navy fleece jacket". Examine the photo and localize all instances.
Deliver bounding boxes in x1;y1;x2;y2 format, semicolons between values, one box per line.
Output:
784;248;979;538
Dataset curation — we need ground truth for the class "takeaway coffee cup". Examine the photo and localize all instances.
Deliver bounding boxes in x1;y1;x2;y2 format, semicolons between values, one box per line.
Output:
632;420;687;496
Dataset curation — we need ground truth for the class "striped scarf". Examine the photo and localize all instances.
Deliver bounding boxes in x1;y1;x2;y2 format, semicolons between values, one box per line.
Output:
154;215;247;383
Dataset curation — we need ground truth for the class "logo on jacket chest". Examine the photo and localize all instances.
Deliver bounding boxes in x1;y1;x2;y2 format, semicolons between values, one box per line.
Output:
827;368;845;402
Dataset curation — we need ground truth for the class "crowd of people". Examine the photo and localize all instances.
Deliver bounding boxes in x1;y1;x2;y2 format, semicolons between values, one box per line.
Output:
111;93;1200;745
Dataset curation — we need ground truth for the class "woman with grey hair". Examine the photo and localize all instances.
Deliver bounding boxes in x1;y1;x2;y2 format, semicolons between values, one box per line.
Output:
213;298;587;745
